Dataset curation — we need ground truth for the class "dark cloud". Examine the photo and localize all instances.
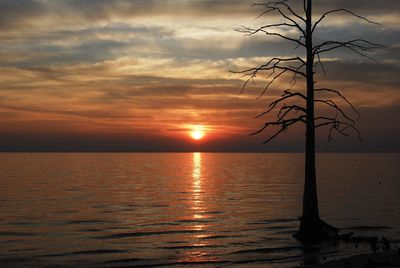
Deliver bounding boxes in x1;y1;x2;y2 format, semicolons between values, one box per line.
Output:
0;0;253;31
314;0;400;14
1;0;398;31
0;0;46;29
315;60;400;88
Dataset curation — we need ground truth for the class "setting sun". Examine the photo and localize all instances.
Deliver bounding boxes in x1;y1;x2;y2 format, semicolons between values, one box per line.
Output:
190;126;205;140
191;130;204;140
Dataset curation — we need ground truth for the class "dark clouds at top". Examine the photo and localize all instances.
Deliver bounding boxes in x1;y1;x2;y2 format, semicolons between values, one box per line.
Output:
1;0;399;30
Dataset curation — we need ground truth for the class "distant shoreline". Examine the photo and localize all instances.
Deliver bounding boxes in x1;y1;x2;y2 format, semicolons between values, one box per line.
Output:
309;250;400;267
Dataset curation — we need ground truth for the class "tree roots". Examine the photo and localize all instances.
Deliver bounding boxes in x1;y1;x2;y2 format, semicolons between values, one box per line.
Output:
294;217;343;244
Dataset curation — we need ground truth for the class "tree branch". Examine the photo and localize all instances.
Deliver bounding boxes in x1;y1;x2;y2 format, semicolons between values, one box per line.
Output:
253;1;306;34
315;116;361;143
231;57;306;97
277;104;307;120
313;39;384;61
315;88;360;118
255;89;307;118
315;99;355;124
238;26;305;47
312;8;380;33
251;116;306;144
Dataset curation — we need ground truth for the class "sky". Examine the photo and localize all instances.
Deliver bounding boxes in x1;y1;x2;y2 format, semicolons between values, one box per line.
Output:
0;0;399;152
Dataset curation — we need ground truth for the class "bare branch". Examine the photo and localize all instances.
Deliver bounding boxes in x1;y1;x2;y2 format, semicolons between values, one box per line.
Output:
251;116;306;144
315;99;355;124
312;8;380;33
256;89;307;118
238;26;305;47
313;39;384;62
314;52;326;76
258;69;287;98
278;2;307;23
289;62;306;84
256;1;306;22
253;1;306;35
315;116;361;142
230;57;306;98
315;88;360;118
313;39;384;61
315;39;383;52
277;104;307;120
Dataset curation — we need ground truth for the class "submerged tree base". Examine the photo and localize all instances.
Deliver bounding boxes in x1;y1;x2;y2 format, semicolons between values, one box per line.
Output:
294;217;341;244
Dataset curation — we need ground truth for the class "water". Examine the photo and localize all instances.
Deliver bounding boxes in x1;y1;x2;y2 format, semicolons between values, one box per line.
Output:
0;153;399;267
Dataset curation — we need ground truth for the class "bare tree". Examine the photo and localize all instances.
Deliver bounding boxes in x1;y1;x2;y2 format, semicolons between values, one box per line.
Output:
234;0;382;243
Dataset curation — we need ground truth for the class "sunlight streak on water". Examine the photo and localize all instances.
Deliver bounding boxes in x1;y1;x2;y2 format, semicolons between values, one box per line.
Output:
192;152;203;219
182;152;210;263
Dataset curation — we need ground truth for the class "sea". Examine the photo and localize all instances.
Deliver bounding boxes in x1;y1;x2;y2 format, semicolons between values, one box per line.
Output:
0;153;399;267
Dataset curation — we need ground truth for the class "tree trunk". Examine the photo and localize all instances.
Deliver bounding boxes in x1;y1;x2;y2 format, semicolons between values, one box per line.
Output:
303;0;319;222
294;0;338;243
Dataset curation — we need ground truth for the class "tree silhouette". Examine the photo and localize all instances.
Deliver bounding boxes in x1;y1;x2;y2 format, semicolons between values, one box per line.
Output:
235;0;382;243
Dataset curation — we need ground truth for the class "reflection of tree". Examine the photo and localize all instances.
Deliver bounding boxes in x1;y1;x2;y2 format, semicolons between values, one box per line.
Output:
234;0;382;243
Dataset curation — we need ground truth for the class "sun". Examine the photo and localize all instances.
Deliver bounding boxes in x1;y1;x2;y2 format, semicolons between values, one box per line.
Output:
189;126;205;140
191;130;204;140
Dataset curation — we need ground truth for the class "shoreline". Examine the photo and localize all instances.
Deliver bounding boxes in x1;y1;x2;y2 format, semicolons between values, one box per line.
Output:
310;250;400;267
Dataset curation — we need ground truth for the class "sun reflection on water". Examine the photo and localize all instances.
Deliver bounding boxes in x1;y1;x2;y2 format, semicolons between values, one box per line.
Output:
192;152;203;220
183;152;211;261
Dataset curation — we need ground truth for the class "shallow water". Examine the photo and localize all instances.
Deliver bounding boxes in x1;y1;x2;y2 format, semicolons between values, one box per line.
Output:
0;153;399;267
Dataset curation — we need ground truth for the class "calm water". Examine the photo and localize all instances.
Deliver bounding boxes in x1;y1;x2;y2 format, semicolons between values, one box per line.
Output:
0;153;399;267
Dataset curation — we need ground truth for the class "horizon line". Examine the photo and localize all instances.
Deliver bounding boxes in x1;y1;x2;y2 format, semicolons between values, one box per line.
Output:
0;150;399;154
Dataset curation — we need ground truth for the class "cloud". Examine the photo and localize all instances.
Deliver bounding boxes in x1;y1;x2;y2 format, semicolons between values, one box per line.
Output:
0;0;46;29
0;0;399;151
